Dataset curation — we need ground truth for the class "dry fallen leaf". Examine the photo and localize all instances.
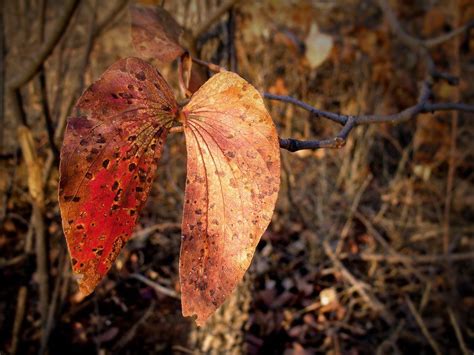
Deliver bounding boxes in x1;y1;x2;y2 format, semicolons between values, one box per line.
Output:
304;23;333;69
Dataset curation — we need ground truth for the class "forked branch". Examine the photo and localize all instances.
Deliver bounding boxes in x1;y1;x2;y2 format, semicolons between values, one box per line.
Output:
265;0;474;152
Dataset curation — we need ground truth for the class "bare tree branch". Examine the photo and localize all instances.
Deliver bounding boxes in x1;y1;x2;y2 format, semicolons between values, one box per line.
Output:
279;116;355;152
376;0;473;49
263;0;474;152
265;91;474;152
6;0;80;90
192;0;240;39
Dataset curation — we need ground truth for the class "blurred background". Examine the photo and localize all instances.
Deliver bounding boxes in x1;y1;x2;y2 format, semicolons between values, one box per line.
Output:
1;0;473;353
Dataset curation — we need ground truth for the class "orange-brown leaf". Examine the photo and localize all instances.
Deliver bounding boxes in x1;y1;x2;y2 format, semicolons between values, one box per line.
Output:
180;72;281;325
59;57;177;295
130;4;185;63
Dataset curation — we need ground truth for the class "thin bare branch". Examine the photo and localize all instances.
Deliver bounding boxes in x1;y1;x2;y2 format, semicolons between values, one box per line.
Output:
130;273;180;299
192;56;227;72
354;251;474;264
279;116;355;152
376;0;473;49
192;0;240;39
323;240;394;324
405;296;442;355
7;0;80;90
266;91;474;152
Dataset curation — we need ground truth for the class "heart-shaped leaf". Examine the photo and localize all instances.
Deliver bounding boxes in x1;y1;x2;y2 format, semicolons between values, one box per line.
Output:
130;4;185;63
180;72;281;325
59;57;177;295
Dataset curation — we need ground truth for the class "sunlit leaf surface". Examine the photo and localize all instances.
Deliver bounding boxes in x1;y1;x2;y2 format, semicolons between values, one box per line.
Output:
59;57;177;295
180;72;281;325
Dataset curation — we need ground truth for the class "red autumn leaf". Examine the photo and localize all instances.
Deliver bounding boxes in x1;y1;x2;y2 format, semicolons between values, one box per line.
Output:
179;72;281;325
130;4;185;63
59;57;177;295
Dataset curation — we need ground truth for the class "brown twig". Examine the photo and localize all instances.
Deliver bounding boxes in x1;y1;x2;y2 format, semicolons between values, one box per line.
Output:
129;273;180;299
112;300;156;351
376;0;473;49
405;296;442;355
265;92;474;125
353;251;474;264
192;0;240;39
38;0;60;162
323;240;394;324
192;56;226;73
10;286;28;354
178;53;193;98
443;2;462;255
447;307;470;355
40;249;68;355
18;126;50;331
279;116;355;152
6;0;80;89
262;0;474;153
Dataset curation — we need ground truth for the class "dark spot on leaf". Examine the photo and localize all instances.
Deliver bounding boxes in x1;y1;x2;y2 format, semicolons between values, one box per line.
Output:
72;196;80;202
111;93;119;99
128;163;136;171
119;92;133;99
135;186;143;192
112;181;119;191
102;159;110;169
135;71;146;81
80;139;88;146
114;189;123;202
128;135;136;142
85;172;93;179
96;135;106;144
127;84;134;90
197;280;207;291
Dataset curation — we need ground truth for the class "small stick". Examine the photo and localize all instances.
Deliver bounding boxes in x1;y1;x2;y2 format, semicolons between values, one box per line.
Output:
323;240;394;324
130;273;180;299
192;0;240;39
192;57;226;73
447;307;470;355
405;296;442;355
